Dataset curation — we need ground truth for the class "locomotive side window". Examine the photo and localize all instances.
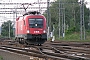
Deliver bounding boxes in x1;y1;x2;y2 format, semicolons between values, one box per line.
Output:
29;18;43;28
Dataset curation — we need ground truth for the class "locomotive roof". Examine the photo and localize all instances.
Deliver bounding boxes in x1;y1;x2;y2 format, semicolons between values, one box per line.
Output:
23;11;41;16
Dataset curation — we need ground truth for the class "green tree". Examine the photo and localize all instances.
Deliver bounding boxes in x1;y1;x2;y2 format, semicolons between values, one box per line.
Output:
44;0;90;34
1;20;13;37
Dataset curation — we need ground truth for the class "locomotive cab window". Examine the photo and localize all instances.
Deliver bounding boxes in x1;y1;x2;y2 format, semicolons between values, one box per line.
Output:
29;18;43;28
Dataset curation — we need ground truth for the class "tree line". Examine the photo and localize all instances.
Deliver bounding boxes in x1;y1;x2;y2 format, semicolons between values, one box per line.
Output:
44;0;90;36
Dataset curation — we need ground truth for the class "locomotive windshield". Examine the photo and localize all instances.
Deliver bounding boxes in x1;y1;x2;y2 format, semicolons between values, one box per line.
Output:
29;18;43;28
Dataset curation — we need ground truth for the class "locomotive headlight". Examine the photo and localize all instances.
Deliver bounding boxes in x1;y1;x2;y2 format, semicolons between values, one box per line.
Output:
27;30;30;33
43;30;46;33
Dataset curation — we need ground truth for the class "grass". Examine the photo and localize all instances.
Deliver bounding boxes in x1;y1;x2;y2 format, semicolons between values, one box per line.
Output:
0;56;3;60
55;32;90;42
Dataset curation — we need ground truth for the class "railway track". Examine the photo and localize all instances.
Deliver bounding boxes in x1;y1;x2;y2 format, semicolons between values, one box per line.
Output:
0;40;90;60
0;45;90;60
0;45;70;60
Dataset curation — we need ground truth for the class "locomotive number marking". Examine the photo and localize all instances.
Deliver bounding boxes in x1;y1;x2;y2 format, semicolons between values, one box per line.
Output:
34;31;39;33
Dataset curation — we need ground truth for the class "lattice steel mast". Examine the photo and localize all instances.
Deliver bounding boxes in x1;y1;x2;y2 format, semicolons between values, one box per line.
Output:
80;0;86;40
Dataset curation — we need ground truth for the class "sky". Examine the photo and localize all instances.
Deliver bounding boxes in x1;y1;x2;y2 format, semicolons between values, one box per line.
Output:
85;0;90;8
0;0;90;26
0;0;54;26
0;0;90;7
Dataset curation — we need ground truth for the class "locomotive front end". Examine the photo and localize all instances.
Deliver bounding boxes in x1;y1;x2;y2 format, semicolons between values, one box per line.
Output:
15;11;47;45
24;14;47;44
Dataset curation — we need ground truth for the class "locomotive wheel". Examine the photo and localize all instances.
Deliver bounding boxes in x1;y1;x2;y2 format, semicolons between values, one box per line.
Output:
18;38;25;44
37;44;42;46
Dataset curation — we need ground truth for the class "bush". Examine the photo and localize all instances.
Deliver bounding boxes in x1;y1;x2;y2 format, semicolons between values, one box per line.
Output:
66;26;76;34
0;56;3;60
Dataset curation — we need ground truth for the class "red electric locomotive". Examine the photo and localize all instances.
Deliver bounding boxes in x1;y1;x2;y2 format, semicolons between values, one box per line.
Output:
15;11;47;45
